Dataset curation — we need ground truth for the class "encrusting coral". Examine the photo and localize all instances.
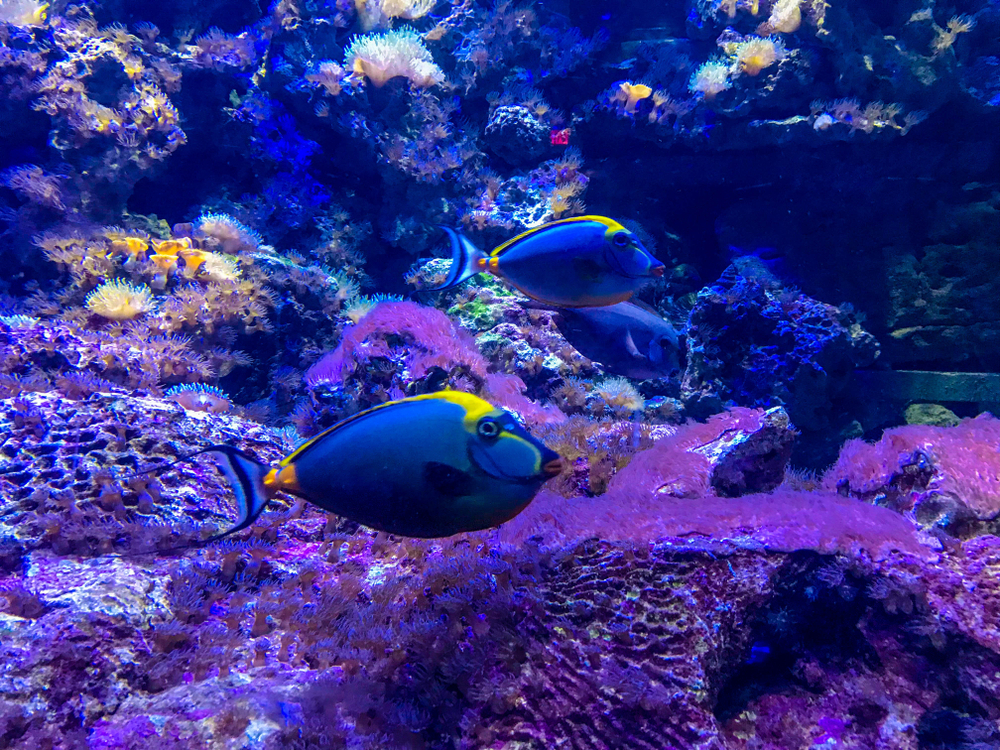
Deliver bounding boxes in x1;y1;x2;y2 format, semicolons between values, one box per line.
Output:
0;388;996;749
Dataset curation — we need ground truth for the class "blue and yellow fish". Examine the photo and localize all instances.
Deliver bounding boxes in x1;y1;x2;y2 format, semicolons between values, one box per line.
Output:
188;391;562;539
430;216;665;307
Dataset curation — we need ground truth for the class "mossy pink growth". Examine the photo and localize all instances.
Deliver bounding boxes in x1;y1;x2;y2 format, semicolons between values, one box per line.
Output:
824;413;1000;519
492;408;930;561
306;301;487;386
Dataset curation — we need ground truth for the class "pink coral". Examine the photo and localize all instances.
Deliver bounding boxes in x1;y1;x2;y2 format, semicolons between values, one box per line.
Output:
306;301;487;387
824;413;1000;521
489;409;930;561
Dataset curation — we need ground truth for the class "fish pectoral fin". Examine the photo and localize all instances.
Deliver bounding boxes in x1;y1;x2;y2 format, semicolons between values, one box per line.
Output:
423;461;476;497
572;256;604;283
624;328;644;359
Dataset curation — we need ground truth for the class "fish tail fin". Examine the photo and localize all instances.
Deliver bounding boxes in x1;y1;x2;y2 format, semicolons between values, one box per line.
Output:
198;445;273;543
425;227;487;293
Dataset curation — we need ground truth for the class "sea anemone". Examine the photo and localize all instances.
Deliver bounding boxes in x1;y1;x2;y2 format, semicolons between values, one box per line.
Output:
85;280;155;321
344;28;445;88
593;377;646;415
166;384;232;414
196;214;262;255
732;36;785;76
689;61;732;99
201;253;241;283
766;0;801;33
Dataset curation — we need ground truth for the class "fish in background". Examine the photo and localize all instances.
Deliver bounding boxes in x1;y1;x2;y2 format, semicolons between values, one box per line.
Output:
428;216;666;307
530;300;683;380
164;391;563;540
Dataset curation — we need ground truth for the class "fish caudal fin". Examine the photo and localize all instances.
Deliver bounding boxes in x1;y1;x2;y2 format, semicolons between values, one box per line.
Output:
426;227;487;293
200;445;272;542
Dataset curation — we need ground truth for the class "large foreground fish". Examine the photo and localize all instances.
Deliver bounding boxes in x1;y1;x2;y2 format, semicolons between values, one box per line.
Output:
184;391;562;539
430;216;665;307
539;301;683;380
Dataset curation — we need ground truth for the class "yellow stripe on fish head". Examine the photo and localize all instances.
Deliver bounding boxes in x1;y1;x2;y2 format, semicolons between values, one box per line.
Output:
414;392;544;473
407;390;500;433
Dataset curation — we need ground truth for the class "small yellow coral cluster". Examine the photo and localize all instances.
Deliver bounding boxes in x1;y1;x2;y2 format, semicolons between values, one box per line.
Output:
30;18;186;166
689;33;787;99
610;81;653;115
37;212;272;340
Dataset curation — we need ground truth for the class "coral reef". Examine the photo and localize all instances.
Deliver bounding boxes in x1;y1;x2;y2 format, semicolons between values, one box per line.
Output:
2;390;998;749
0;0;997;747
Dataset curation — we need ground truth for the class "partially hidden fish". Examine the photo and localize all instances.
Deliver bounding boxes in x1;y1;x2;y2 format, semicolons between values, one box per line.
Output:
429;216;665;307
183;391;563;540
531;300;683;380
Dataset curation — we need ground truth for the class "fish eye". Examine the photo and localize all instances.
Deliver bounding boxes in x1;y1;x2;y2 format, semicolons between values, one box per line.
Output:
477;418;501;439
612;232;630;248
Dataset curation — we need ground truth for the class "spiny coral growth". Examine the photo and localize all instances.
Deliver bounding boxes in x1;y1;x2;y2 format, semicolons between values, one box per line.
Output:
810;99;928;136
166;383;232;413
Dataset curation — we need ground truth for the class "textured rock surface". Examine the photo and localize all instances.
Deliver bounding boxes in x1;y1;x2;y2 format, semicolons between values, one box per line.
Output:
1;391;998;749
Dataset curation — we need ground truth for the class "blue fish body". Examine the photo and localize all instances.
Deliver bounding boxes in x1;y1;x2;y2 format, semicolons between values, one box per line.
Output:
544;301;683;380
201;391;562;539
431;216;665;307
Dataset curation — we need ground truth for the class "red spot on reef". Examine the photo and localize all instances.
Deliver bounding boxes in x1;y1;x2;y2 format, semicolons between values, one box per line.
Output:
550;128;571;146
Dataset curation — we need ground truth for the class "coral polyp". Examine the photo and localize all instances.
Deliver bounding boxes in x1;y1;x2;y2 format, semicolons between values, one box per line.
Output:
85;279;155;320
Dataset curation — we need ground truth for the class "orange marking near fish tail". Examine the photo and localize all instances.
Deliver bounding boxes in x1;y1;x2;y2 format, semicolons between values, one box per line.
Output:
264;463;301;494
476;257;501;274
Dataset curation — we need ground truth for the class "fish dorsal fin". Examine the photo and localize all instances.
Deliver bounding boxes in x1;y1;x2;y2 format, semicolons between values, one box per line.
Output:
279;391;493;466
627;299;664;318
489;216;626;258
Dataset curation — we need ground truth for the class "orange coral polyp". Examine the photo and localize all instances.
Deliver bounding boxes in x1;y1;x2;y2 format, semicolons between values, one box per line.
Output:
152;238;191;256
111;237;150;257
178;249;211;278
619;82;653;114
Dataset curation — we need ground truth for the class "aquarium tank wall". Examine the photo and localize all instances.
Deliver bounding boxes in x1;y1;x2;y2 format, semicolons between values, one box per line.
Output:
0;0;998;747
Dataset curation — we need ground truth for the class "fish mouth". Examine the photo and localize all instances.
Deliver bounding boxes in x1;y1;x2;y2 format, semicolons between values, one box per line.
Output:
542;458;564;477
605;247;662;280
